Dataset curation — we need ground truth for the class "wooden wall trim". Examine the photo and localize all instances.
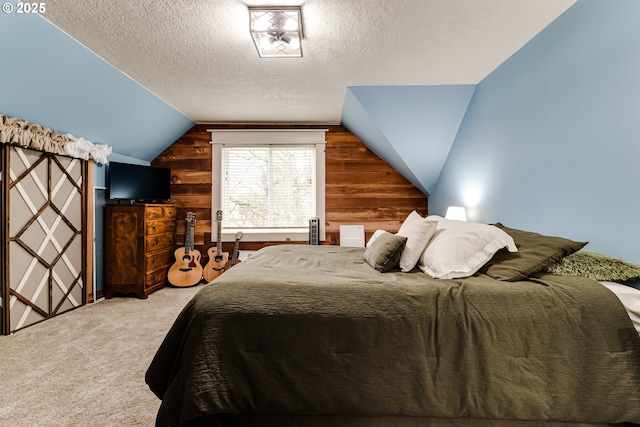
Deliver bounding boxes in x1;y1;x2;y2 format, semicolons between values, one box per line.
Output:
84;160;94;303
1;145;8;334
152;124;428;260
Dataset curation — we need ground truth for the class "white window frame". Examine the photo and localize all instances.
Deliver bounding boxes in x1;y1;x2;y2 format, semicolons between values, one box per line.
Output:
209;129;327;242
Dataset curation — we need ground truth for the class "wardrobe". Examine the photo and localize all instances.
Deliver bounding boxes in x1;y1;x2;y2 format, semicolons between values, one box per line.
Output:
0;144;93;334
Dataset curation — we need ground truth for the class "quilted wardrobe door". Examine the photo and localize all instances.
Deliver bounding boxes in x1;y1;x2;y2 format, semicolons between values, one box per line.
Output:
3;146;86;334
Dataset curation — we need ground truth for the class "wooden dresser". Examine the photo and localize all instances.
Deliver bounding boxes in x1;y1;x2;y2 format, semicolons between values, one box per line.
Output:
104;204;177;299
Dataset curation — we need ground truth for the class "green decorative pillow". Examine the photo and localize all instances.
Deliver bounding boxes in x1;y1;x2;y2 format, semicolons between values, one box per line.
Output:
546;250;640;282
480;224;587;281
363;232;407;272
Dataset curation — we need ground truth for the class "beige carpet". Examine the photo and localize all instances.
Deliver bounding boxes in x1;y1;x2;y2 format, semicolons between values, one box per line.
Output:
0;283;205;427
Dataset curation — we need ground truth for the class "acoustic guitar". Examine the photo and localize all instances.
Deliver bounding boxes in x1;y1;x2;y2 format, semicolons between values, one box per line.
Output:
230;231;243;267
168;212;203;287
204;210;229;282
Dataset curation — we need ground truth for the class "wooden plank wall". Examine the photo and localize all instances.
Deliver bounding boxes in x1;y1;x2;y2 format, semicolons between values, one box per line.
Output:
152;124;428;259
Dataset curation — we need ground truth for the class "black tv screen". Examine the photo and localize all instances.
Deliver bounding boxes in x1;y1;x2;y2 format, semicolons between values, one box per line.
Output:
107;162;171;203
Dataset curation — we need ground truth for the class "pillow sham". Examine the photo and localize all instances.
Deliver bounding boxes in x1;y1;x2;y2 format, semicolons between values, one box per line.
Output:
545;250;640;282
418;217;517;279
396;211;437;272
363;232;407;272
480;224;587;281
366;229;386;247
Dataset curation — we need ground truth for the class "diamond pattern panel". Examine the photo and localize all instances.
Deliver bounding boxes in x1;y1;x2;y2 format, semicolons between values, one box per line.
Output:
5;147;85;333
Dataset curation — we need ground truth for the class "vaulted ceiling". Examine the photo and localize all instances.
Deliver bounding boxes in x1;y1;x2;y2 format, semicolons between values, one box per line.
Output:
1;0;576;191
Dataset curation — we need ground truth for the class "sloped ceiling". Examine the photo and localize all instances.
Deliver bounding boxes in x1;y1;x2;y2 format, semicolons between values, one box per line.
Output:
1;0;576;182
0;11;194;162
342;85;476;195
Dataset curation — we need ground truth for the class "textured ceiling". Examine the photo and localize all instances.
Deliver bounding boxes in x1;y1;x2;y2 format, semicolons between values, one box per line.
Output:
42;0;575;123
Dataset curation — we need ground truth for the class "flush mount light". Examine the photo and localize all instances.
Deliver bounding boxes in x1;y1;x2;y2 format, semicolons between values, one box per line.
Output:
249;7;303;58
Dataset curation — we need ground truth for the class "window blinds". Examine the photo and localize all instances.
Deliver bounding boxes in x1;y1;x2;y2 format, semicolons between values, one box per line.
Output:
221;144;316;229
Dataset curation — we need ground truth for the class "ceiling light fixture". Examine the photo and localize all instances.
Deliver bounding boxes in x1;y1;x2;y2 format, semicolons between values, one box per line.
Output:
249;7;303;58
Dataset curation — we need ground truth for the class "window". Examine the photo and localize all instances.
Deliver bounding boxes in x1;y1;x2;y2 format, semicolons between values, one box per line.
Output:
221;145;316;228
210;130;326;242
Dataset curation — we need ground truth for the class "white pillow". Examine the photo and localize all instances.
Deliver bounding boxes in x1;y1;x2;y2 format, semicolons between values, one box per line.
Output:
396;211;438;272
419;217;517;279
367;229;386;247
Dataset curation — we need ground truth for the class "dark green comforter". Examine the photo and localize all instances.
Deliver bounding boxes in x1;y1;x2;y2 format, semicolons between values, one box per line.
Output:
146;245;640;426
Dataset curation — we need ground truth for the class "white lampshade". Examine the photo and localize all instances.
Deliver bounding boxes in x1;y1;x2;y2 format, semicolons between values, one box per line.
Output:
445;206;467;221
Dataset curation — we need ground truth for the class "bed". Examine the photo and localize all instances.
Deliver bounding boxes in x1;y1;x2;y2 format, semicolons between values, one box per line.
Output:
146;214;640;427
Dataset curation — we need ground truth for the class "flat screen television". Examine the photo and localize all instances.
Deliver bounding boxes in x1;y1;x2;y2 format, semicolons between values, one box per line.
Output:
107;162;171;203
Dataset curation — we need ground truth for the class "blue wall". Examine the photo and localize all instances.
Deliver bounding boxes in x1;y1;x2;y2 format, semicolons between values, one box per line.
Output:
342;85;475;195
0;12;194;163
430;0;640;262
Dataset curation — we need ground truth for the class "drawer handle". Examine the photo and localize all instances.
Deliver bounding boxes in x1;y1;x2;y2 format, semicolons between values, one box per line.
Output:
151;241;157;247
152;225;157;230
151;259;156;264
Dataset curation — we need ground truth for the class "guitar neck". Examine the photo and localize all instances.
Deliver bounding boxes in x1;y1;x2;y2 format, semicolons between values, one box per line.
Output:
231;240;240;265
230;232;243;266
216;220;223;253
185;226;193;255
185;213;196;255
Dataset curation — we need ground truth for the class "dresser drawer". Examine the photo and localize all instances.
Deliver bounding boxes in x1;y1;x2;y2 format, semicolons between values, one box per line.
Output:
146;232;177;251
145;206;164;219
145;267;168;288
163;206;177;219
146;219;176;236
145;205;177;220
146;247;174;272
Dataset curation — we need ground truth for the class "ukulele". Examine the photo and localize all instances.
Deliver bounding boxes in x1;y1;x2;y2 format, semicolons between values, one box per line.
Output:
230;231;243;267
204;210;229;282
168;212;203;287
